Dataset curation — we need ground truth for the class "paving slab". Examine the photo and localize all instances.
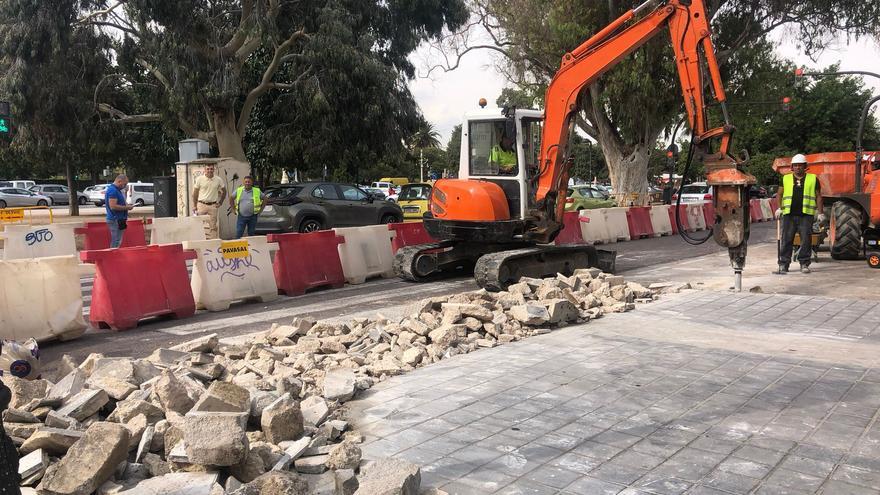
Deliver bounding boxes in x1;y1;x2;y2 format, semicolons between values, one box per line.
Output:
348;289;880;494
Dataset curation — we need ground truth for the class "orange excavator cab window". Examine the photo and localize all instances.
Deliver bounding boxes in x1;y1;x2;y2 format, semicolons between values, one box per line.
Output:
469;120;518;177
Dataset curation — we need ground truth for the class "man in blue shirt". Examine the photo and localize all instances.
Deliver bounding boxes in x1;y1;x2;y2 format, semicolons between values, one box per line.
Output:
105;174;134;248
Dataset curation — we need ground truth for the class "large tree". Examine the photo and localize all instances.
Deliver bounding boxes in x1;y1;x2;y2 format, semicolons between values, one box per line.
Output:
77;0;467;161
428;0;880;200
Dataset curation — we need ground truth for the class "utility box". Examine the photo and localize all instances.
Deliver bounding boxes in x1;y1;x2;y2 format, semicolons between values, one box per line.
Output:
175;157;251;240
178;139;211;163
152;176;177;218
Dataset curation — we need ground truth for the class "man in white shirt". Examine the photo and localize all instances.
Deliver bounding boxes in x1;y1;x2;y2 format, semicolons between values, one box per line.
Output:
191;164;226;239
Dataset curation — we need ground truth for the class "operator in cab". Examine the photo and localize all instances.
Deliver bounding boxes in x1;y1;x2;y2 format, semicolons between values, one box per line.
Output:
489;125;517;175
775;154;825;274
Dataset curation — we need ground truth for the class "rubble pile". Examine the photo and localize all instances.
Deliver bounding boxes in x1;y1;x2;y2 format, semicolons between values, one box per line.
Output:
4;270;674;494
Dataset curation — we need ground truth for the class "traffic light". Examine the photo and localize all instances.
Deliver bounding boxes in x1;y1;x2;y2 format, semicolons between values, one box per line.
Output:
782;97;791;112
0;101;10;134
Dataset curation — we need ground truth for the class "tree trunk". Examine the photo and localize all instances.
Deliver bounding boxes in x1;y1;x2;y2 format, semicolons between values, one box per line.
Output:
602;143;652;206
66;161;79;216
211;108;247;161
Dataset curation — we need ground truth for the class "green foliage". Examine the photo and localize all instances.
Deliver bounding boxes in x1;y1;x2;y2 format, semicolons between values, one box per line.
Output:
568;135;607;182
446;124;462;160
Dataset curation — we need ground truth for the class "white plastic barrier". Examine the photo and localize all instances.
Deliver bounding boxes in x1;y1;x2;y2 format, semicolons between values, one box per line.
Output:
0;255;91;342
184;236;279;312
686;203;707;231
148;217;209;245
648;206;673;236
334;225;396;284
578;209;612;244
760;199;774;222
0;223;81;260
605;208;632;242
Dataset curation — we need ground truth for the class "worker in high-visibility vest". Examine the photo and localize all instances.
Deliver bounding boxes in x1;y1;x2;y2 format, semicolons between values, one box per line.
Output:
775;154;825;274
230;176;266;239
489;135;517;175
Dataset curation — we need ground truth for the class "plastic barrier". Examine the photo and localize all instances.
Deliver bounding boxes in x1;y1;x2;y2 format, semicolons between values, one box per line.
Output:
334;225;396;284
605;208;632;242
75;220;147;250
769;197;779;212
268;231;345;296
388;222;436;253
749;199;763;223
148;217;209;245
702;201;716;227
555;211;586;245
667;205;689;234
648;206;673;236
579;209;612;244
685;203;707;231
625;207;655;239
760;199;774;222
0;223;81;260
184;236;280;311
0;255;90;342
81;244;197;330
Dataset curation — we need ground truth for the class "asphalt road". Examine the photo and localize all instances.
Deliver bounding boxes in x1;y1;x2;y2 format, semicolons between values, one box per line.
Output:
39;221;776;370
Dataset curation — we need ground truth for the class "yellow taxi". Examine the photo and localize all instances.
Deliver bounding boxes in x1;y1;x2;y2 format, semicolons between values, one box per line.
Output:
396;183;433;221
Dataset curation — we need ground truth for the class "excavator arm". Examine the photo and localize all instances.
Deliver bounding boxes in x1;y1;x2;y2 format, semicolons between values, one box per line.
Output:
533;0;754;275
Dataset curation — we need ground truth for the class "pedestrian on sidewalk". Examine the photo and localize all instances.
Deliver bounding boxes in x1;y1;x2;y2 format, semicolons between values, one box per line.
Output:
105;174;134;248
192;164;226;239
775;154;824;274
230;176;266;239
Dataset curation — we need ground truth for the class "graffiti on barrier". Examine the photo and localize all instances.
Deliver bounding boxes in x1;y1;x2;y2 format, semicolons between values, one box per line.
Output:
24;228;54;246
204;247;262;282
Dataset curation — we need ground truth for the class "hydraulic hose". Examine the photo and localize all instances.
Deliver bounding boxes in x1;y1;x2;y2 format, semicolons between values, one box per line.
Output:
675;126;713;245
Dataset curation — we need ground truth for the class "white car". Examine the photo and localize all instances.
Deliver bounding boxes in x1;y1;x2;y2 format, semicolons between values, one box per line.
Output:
85;184;111;206
370;181;398;197
126;182;154;206
675;182;714;203
0;180;36;190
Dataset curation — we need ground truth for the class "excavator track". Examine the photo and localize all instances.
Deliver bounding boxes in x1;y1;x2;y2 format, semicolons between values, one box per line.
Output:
474;244;609;291
395;240;616;291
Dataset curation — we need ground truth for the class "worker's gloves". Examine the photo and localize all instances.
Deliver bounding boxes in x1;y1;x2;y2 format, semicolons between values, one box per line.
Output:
817;213;828;224
774;208;783;219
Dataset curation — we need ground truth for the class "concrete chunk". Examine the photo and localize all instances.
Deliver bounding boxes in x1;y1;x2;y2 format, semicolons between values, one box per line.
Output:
117;472;220;495
261;395;304;444
3;376;49;409
48;369;86;402
40;422;130;495
300;396;330;426
154;370;195;415
107;398;165;424
294;454;329;474
18;448;48;481
57;388;109;421
183;412;249;466
19;426;84;455
170;333;219;353
192;381;250;413
323;368;357;402
229;471;309;495
327;441;361;470
509;303;550;326
355;458;421;495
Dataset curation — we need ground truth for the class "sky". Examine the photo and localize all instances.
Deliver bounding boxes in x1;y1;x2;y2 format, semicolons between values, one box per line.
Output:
409;26;880;145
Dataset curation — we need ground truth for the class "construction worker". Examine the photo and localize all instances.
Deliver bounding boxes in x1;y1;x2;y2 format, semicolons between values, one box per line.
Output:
775;153;825;274
489;135;517;175
230;176;266;239
192;164;226;239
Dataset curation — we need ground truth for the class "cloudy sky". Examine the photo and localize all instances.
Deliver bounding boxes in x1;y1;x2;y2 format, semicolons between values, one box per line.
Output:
409;27;880;144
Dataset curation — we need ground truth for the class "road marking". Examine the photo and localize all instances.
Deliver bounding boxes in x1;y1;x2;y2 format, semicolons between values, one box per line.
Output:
156;279;472;336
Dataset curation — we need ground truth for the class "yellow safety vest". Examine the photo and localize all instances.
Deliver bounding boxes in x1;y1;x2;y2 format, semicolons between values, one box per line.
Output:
489;145;516;170
782;173;817;215
235;186;262;210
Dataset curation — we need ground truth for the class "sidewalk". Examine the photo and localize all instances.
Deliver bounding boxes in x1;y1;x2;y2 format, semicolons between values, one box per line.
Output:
349;290;880;494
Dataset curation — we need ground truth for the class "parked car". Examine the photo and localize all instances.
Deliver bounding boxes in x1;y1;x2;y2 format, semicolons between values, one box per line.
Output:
565;185;616;212
85;184;111;206
29;184;88;205
0;180;36;190
370;181;398;197
126;182;155;206
0;188;52;208
674;182;714;203
256;182;404;233
396;183;433;220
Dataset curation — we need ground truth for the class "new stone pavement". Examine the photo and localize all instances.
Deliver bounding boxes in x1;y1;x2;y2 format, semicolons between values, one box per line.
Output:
349;290;880;494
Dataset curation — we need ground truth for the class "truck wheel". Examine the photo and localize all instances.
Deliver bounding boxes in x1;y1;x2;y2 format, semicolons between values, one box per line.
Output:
830;201;864;260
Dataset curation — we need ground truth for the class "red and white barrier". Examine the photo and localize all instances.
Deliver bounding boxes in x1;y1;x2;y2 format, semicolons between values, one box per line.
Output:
648;206;673;236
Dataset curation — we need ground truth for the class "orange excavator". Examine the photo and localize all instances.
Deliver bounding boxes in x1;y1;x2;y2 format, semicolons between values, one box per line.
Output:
395;0;755;290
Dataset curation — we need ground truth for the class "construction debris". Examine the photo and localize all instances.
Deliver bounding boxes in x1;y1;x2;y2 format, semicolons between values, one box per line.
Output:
3;271;662;493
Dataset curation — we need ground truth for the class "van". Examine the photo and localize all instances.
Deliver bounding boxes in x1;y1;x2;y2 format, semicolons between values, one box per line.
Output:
0;180;35;190
379;177;409;186
125;182;155;206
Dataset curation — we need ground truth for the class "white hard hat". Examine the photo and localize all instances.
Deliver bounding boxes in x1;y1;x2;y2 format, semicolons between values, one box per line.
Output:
791;154;807;165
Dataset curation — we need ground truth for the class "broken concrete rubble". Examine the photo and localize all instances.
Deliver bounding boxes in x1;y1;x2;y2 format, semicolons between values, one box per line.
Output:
11;270;660;494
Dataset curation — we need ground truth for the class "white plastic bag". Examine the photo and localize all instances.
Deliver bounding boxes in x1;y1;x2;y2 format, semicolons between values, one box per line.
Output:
0;338;41;379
